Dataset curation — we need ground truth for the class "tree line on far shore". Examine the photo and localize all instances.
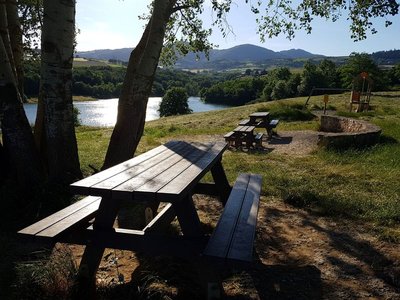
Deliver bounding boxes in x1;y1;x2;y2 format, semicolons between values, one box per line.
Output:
201;53;400;105
23;52;400;105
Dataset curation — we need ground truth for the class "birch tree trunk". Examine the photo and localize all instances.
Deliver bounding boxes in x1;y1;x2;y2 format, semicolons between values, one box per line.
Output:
0;2;43;191
102;0;176;169
38;0;82;184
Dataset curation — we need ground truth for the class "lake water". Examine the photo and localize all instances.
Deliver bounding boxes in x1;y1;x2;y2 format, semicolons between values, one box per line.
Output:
23;97;230;127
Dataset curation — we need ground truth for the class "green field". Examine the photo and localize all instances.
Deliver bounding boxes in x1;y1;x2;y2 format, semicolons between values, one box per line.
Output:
73;57;124;68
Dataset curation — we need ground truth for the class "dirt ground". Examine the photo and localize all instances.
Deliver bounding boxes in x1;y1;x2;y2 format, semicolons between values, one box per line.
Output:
64;131;400;299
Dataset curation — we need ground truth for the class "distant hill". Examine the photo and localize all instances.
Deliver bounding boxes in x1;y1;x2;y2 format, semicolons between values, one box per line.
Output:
279;48;318;59
76;44;322;70
75;44;400;71
371;49;400;65
76;48;132;61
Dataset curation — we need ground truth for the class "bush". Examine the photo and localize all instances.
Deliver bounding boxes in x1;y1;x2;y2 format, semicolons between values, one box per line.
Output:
158;87;192;117
267;103;316;121
73;106;81;126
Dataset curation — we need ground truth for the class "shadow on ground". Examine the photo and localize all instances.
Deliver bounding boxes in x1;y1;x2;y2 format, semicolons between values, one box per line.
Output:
256;203;400;299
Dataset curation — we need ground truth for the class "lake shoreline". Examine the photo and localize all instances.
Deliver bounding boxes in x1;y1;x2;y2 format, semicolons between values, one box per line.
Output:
24;97;231;127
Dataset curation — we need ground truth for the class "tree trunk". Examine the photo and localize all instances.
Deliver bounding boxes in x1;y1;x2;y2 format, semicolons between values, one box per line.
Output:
0;9;43;191
38;0;82;184
0;141;7;184
102;0;176;169
6;0;24;100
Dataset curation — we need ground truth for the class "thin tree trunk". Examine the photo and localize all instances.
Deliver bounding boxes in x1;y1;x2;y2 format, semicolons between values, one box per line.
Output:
103;0;176;169
38;0;82;184
6;0;24;100
0;21;43;191
0;141;7;184
0;1;17;80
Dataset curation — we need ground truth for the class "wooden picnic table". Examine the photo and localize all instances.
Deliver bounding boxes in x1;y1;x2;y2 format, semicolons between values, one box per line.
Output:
224;125;264;149
18;140;263;297
69;140;232;281
240;111;279;138
249;111;270;124
233;125;256;148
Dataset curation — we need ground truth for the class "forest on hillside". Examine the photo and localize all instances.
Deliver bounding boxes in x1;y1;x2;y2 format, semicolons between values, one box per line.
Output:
24;53;400;104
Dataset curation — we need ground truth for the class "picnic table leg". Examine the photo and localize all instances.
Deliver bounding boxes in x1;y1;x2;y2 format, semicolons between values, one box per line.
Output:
211;160;232;205
246;134;253;149
173;195;202;237
266;126;273;139
75;196;120;296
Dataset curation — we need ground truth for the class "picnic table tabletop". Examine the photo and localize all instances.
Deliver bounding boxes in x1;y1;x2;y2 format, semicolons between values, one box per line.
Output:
249;111;269;118
71;140;229;203
233;125;255;133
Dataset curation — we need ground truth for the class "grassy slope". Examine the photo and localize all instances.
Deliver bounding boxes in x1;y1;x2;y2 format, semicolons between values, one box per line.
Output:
76;91;400;241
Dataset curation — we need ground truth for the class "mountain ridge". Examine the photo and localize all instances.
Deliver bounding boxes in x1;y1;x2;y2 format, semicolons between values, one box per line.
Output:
75;44;400;70
76;44;323;66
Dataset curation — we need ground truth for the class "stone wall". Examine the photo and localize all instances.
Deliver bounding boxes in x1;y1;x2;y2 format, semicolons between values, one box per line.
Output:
318;115;381;149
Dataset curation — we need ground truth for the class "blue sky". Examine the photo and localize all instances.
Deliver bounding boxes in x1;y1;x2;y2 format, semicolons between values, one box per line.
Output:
76;0;400;56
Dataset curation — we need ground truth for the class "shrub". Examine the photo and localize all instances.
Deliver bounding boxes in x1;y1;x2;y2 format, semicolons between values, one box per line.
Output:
267;103;316;121
159;87;192;117
73;106;81;126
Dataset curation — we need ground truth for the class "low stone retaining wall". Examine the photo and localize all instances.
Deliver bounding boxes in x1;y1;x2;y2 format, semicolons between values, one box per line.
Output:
318;115;381;149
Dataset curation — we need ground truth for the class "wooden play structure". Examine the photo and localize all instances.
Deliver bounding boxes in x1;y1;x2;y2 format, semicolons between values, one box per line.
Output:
349;72;373;112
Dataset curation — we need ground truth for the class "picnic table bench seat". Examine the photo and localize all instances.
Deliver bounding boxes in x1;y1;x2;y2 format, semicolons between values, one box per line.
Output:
267;119;280;138
238;119;250;126
223;131;236;146
18;196;101;242
254;132;264;148
201;173;262;298
269;119;279;127
203;173;262;263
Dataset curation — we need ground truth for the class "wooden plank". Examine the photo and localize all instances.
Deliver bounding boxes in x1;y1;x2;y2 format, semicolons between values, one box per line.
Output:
18;196;101;236
238;119;250;125
157;142;227;202
111;142;208;200
244;126;255;133
91;142;190;197
224;131;235;138
202;174;250;259
61;227;207;258
133;143;213;200
37;200;100;238
233;125;245;132
143;203;176;233
70;141;182;194
249;112;269;118
227;174;262;262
